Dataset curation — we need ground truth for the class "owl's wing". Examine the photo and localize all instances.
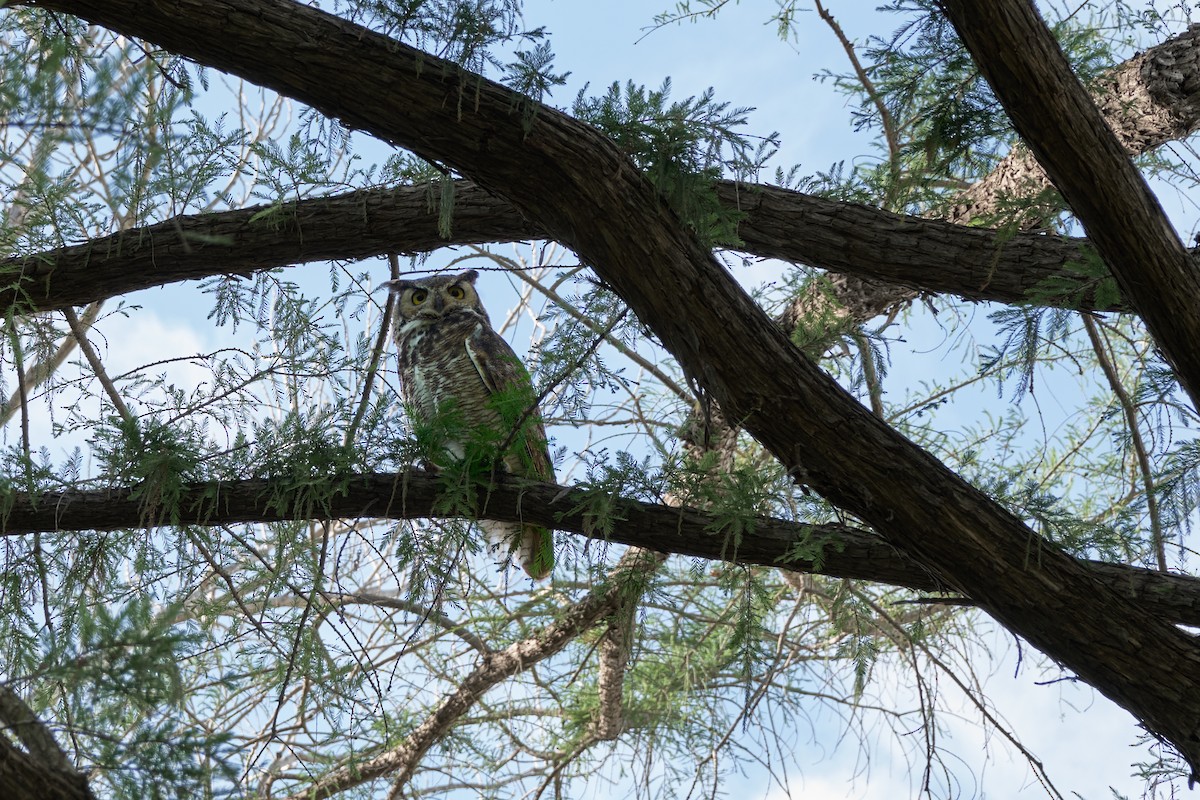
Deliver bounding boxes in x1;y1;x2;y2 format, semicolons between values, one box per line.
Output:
464;324;556;482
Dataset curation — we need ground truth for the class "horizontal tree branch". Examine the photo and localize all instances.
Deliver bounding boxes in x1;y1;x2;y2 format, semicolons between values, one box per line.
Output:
26;0;1200;773
2;469;1199;627
0;179;1125;316
15;23;1200;319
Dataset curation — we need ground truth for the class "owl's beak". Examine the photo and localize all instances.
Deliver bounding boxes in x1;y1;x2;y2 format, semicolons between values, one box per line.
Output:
431;294;444;312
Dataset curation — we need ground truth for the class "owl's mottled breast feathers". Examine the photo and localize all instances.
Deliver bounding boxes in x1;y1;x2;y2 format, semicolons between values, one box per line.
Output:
384;269;556;579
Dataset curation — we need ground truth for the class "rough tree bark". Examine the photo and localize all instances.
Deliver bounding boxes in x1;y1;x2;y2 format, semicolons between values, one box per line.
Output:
787;21;1200;338
5;471;1200;625
0;738;94;800
16;0;1200;779
16;24;1200;317
946;23;1200;225
941;0;1200;411
0;179;1125;314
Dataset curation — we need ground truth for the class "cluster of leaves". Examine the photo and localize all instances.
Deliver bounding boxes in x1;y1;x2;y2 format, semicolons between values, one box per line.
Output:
573;79;777;246
811;0;1117;215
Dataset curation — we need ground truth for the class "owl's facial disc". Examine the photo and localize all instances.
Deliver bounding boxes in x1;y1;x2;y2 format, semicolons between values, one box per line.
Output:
406;287;444;318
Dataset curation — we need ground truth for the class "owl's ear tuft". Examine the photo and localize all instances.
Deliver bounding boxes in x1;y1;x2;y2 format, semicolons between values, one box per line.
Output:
378;279;414;294
454;269;480;285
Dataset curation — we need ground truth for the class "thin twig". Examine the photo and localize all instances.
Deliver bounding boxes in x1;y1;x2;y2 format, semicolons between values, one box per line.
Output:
496;307;628;459
0;302;103;427
62;306;133;424
862;592;1066;800
270;520;332;741
277;549;665;800
814;1;901;167
6;316;31;457
1081;314;1166;570
853;333;885;418
469;247;690;401
345;253;401;448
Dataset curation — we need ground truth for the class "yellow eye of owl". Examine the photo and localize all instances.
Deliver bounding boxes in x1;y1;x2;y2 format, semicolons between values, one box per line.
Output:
411;289;428;305
447;285;465;300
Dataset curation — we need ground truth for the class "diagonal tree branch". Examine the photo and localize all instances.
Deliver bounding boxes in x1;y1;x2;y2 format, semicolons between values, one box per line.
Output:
0;738;94;800
21;0;1200;775
0;685;76;777
277;548;665;800
784;21;1200;338
946;23;1200;226
940;0;1200;411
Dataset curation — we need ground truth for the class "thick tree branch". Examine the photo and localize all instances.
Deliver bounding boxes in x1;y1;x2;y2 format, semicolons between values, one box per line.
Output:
946;23;1200;226
7;20;1199;323
0;179;1124;315
23;0;1200;774
778;22;1200;338
1;470;1199;628
941;0;1200;411
0;686;75;777
0;726;94;800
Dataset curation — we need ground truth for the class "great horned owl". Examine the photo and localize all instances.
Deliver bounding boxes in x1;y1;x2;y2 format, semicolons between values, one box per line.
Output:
383;269;555;579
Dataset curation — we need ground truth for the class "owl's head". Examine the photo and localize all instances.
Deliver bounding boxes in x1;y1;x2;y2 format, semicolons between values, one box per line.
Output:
383;269;489;325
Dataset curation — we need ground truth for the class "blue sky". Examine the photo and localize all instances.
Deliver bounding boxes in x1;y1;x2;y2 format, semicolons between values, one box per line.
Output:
517;3;1185;798
27;2;1195;796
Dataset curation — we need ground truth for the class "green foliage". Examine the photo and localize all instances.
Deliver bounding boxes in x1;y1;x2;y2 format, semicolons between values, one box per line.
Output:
805;0;1119;213
980;304;1077;401
503;40;571;103
335;0;551;79
1156;438;1200;536
91;416;204;525
1026;246;1122;311
21;596;237;798
781;524;846;573
829;589;880;698
530;279;634;423
573;79;775;245
974;470;1143;560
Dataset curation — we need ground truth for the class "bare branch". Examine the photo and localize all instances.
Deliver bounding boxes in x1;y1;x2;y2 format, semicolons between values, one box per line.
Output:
61;306;132;424
278;548;664;800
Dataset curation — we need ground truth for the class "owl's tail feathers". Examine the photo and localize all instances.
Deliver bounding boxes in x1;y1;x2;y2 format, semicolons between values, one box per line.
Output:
480;520;554;580
520;525;554;580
